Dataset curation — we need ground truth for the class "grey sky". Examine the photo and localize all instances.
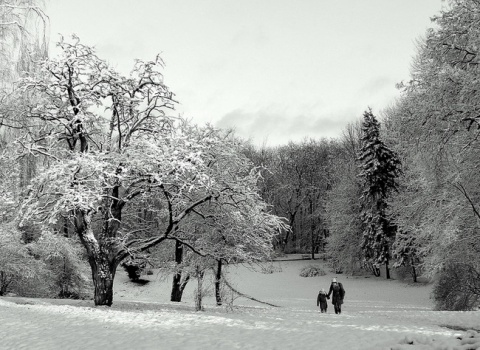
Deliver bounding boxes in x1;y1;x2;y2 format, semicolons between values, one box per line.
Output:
47;0;444;145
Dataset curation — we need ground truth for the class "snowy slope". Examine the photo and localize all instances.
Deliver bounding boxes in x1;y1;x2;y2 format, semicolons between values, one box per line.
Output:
0;256;478;350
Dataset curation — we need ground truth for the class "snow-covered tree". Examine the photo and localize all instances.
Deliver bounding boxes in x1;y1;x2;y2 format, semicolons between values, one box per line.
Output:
381;1;480;307
325;122;364;274
6;38;285;306
169;145;289;303
358;109;401;278
0;0;48;207
0;0;48;89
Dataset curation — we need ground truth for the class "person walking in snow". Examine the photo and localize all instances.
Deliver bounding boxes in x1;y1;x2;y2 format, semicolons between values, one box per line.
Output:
327;277;345;314
317;288;329;313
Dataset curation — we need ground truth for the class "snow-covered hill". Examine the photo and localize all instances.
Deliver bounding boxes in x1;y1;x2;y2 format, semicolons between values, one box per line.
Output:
0;256;478;349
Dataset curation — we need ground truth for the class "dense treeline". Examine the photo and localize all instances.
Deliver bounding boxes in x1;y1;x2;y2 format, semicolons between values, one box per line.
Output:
1;0;479;311
244;139;333;256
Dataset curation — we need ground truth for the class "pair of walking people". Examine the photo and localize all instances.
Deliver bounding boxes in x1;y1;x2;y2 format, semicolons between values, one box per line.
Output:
317;277;345;314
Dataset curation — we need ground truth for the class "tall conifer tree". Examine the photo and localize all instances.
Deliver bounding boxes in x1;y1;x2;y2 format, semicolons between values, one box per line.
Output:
358;109;401;279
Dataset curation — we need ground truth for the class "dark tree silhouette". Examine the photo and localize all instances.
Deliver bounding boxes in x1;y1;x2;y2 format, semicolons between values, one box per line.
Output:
358;109;401;279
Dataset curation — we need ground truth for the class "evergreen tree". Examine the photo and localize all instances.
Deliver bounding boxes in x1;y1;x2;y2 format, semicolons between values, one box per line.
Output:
358;109;401;279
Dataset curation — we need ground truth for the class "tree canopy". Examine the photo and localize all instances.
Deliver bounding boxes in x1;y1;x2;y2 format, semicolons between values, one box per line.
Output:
2;38;286;305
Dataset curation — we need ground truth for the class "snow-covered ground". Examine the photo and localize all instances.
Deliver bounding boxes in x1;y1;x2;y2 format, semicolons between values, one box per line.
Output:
0;256;478;350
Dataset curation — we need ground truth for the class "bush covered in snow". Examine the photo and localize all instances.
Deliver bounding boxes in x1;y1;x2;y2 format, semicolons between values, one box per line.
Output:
0;224;90;299
433;262;480;311
299;264;326;277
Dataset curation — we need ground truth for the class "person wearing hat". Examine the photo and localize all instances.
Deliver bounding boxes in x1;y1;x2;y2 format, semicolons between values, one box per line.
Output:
327;277;345;314
316;288;329;313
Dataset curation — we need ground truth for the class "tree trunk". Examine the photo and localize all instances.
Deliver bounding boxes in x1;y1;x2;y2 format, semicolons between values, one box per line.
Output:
215;259;223;306
171;274;183;302
411;264;417;283
171;240;185;302
310;198;315;259
179;275;190;299
63;217;70;237
385;260;391;280
75;210;118;306
368;262;381;277
171;274;190;302
195;267;204;311
282;211;297;252
90;256;117;306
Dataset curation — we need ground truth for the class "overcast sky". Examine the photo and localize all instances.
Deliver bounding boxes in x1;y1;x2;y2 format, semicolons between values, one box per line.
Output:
47;0;444;146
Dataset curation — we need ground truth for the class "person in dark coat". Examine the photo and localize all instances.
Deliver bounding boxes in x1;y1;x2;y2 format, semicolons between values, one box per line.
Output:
327;277;345;314
317;288;329;313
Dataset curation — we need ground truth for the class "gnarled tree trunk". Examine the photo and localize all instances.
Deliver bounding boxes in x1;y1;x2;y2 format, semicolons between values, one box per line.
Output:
171;240;189;302
89;255;118;306
75;210;120;306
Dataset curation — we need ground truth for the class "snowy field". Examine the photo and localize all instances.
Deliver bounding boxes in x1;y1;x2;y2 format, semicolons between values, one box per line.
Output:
0;256;479;350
